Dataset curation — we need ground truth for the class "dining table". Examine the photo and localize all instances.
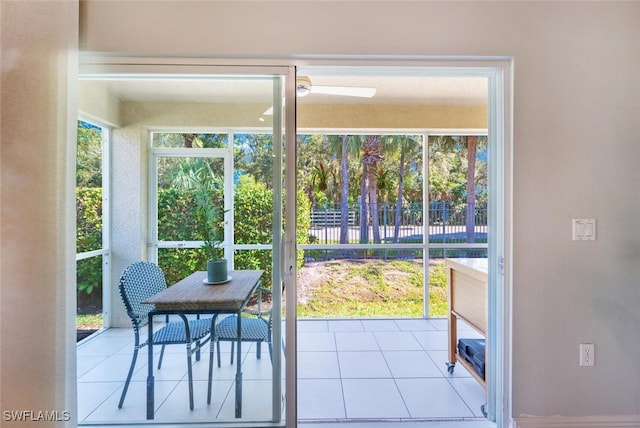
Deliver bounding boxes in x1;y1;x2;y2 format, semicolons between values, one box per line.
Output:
143;269;264;419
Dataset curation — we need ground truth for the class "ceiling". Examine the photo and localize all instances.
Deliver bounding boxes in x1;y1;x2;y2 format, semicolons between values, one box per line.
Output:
97;73;488;107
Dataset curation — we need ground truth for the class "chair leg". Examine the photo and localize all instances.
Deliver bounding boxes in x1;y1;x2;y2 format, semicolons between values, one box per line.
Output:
256;342;262;359
208;315;217;404
118;348;138;408
186;344;194;410
157;344;166;369
216;339;222;368
229;342;235;365
208;339;215;404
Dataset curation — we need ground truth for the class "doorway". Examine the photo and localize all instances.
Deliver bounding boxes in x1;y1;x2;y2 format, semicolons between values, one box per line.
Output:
76;58;511;427
293;65;507;425
77;67;293;424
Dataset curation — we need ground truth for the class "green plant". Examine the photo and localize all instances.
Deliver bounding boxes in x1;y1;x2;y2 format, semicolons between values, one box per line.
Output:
76;188;103;296
312;162;334;193
77;313;103;330
195;187;226;261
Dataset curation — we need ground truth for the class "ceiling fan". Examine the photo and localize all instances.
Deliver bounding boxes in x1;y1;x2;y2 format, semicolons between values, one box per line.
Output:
262;76;376;115
295;76;376;98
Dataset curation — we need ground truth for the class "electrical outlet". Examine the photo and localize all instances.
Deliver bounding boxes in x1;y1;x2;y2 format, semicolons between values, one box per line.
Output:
580;343;595;366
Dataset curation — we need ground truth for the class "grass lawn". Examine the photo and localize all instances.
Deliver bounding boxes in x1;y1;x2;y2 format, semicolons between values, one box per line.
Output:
76;258;449;332
296;258;448;318
77;313;103;330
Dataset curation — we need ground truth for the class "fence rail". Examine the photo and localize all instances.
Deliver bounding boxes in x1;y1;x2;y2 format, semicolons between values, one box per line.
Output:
309;201;487;245
310;210;356;226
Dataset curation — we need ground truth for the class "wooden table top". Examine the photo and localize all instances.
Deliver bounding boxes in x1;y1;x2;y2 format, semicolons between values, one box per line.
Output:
144;270;264;312
445;258;488;277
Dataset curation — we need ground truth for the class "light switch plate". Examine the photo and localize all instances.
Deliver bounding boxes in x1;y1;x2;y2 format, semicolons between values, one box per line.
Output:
572;218;596;241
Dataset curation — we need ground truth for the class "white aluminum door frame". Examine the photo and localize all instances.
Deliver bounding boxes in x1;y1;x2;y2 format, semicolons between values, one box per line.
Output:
295;60;512;427
79;55;512;428
80;59;295;426
148;147;233;262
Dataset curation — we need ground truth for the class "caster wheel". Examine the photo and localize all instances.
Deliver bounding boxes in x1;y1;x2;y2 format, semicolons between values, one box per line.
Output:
446;362;455;374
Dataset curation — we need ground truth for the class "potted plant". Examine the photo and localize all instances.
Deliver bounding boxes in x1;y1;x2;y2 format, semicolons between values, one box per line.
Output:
195;188;229;284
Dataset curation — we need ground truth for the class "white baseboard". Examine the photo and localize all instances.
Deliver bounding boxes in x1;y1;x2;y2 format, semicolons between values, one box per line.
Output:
513;415;640;428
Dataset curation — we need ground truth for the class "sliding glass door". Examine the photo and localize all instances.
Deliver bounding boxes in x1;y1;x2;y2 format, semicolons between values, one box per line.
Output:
78;65;295;425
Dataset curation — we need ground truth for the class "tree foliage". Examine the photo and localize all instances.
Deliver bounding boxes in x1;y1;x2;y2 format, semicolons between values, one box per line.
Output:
77;121;102;187
76;176;311;296
76;121;103;294
76;127;485;298
76;187;103;294
235;133;275;187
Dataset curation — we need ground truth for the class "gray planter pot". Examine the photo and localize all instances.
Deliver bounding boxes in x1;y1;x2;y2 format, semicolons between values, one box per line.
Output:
206;259;228;284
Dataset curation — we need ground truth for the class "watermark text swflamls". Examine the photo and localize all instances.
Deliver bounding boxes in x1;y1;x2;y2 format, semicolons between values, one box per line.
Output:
3;410;71;422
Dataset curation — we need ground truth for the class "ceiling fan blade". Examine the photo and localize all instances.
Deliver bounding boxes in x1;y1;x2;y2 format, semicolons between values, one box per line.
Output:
310;85;376;98
263;79;377;115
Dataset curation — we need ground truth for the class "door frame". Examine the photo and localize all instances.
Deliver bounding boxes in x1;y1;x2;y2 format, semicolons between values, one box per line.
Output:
78;55;513;428
294;60;512;426
79;60;295;425
148;147;234;265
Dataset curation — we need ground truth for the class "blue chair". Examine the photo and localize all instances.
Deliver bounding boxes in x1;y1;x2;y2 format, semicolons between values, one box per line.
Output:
215;284;273;366
117;261;213;410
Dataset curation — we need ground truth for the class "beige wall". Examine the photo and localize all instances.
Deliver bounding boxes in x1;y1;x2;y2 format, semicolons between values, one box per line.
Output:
1;1;639;427
1;0;78;426
79;81;121;126
78;0;640;423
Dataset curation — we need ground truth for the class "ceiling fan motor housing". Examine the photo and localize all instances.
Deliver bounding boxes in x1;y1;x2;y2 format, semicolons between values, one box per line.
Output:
296;76;312;97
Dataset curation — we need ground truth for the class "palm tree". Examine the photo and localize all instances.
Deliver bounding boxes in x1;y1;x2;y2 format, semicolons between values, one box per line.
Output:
323;134;364;245
332;135;365;244
296;134;325;204
428;135;485;243
465;136;478;243
361;135;383;243
339;135;351;244
383;135;422;243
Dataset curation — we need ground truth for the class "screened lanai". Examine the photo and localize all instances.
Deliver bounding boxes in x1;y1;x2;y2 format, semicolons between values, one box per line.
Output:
76;65;493;425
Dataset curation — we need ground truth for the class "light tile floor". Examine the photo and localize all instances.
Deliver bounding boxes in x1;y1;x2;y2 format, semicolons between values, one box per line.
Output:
77;317;487;425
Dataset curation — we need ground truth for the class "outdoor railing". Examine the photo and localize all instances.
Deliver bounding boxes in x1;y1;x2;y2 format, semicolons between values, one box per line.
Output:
309;201;487;245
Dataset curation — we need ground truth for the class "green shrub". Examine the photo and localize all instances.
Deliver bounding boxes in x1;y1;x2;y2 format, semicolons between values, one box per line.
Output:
76;188;102;294
76;179;311;295
234;177;275;287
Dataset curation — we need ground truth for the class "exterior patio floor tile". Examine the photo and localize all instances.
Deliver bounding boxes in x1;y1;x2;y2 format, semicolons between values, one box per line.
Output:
77;318;488;425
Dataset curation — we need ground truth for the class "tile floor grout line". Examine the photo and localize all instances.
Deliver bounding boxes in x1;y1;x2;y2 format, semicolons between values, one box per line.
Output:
334;330;349;419
78;320;486;423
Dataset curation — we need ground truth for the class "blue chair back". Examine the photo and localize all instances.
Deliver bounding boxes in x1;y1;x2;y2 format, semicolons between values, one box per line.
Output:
118;261;167;333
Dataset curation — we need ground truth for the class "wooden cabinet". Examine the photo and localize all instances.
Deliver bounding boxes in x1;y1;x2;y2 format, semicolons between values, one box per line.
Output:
446;258;488;389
